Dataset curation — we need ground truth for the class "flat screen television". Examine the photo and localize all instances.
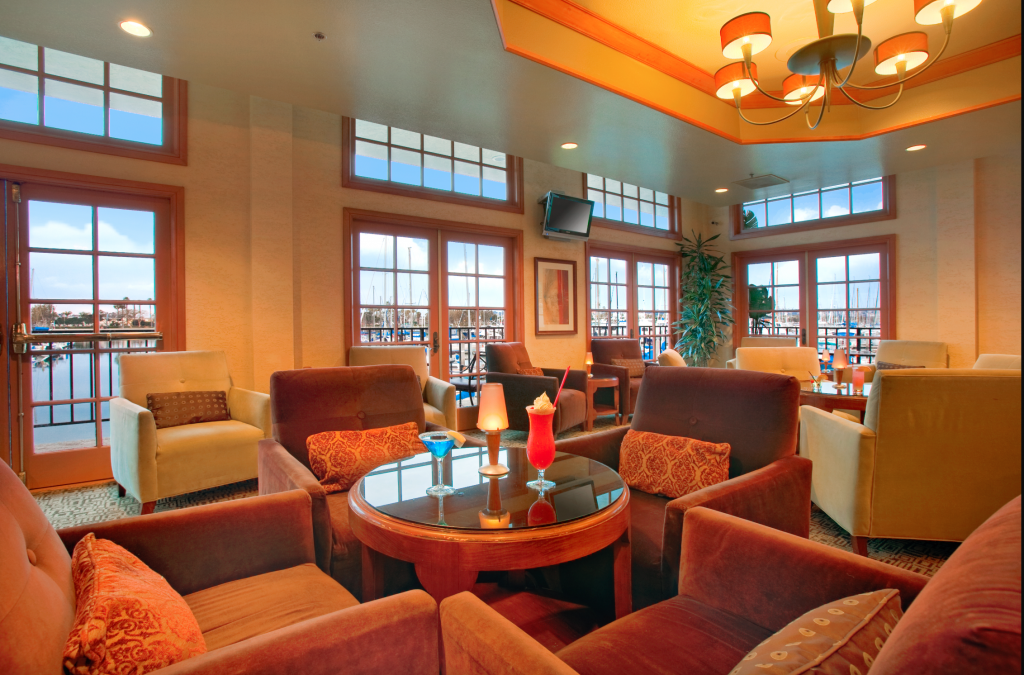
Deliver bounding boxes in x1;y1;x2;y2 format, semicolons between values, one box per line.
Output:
541;192;594;242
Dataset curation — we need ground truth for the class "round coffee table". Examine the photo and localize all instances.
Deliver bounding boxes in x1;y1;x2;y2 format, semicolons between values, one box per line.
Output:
348;447;632;618
800;380;871;422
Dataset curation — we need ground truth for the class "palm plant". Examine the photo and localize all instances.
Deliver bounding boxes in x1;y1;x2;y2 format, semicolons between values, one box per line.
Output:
673;231;734;367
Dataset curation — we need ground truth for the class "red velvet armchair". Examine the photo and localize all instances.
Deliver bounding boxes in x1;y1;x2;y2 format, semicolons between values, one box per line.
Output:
589;338;653;419
484;343;588;434
0;461;439;675
556;366;811;608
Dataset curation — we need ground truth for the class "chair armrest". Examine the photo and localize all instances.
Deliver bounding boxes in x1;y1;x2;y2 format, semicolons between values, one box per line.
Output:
677;507;929;634
798;406;877;536
424;375;457;431
258;439;333;574
58;491;315;597
440;592;578;675
485;372;559;430
554;426;629;471
662;455;812;597
109;397;158;503
160;590;439;675
228;386;271;437
542;368;589;393
726;358;737;369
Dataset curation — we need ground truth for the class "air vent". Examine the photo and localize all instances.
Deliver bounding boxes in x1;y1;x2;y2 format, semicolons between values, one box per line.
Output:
733;174;790;190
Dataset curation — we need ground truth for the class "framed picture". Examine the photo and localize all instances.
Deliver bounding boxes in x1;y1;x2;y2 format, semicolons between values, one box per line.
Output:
534;257;578;335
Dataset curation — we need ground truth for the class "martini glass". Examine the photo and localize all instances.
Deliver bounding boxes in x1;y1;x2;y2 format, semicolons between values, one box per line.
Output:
419;431;457;497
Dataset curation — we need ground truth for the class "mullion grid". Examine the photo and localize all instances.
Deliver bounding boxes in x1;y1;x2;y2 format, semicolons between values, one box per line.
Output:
587;175;668;229
745;178;882;228
448;243;506;386
815;255;881;364
637;262;670;359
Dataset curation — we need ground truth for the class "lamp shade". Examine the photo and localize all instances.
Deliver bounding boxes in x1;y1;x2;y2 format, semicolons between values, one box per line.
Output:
821;346;831;362
826;0;879;13
720;12;773;59
715;62;758;99
477;383;508;431
915;0;982;25
832;348;849;369
874;32;929;75
782;73;825;105
584;351;594;366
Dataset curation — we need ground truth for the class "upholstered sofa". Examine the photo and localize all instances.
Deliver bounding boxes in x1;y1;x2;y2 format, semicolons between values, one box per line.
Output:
555;366;810;608
589;338;652;419
111;350;272;514
800;368;1021;554
440;497;1021;675
732;346;822;381
349;344;457;429
484;343;587;434
0;461;439;675
725;335;798;369
975;353;1022;369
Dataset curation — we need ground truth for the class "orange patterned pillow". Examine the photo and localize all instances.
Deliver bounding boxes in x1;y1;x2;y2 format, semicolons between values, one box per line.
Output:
619;429;730;499
517;366;545;376
307;421;421;494
611;358;646;378
146;391;231;429
63;533;206;675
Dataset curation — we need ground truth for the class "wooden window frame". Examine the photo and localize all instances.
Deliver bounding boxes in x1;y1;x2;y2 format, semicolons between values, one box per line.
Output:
0;47;187;165
341;117;524;214
583;174;682;240
729;176;896;241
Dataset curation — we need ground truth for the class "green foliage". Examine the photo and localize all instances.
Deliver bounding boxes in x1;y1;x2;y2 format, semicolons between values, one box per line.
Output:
673;231;735;367
748;285;773;333
742;209;758;229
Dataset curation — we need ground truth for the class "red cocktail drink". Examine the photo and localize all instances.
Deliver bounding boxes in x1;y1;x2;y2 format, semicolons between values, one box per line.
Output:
526;405;556;490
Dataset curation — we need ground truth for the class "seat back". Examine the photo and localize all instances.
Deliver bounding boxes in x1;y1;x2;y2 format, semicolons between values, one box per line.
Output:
0;462;75;675
734;347;821;380
269;365;425;468
631;367;800;478
872;496;1022;675
118;350;233;408
590;338;643;364
874;340;948;368
657;348;687;367
865;368;1022;540
740;336;798;348
349;345;429;394
974;353;1022;370
484;342;533;374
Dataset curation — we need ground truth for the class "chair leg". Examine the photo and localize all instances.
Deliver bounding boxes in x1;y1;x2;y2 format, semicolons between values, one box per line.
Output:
851;536;869;557
141;501;156;515
116;483;126;498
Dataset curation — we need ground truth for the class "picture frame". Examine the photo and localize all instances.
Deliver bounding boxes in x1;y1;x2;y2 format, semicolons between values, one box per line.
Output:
534;257;578;335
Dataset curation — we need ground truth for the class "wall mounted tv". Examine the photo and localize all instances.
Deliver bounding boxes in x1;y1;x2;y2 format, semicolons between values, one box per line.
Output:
540;192;594;242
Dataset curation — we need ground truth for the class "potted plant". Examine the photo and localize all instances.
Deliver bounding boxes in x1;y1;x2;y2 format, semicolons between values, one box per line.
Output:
673;231;735;367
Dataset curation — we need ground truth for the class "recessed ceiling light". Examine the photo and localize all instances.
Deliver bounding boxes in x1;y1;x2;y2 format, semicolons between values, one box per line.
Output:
906;144;927;152
561;142;578;149
120;20;152;37
715;188;729;193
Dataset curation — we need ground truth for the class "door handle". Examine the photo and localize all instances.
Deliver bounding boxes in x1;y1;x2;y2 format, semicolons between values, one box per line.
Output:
432;331;439;354
801;328;807;346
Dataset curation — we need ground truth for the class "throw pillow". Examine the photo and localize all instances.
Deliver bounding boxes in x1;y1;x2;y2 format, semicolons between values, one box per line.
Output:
517;366;545;376
63;533;206;675
611;358;646;378
730;589;903;675
307;421;421;494
619;429;730;499
146;391;231;430
875;362;925;370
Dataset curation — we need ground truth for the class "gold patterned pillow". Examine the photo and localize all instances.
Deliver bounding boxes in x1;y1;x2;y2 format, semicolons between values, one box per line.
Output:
64;533;206;675
146;391;230;429
875;361;924;370
619;429;730;499
730;589;903;675
517;367;545;376
611;358;646;378
307;422;421;494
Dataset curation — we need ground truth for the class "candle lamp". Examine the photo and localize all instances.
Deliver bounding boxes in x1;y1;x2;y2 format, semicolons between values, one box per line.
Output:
832;348;849;387
478;476;510;528
821;347;831;372
477;383;510;477
584;351;594;378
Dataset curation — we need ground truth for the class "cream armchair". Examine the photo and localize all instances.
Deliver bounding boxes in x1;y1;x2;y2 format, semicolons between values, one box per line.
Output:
726;336;798;368
110;350;271;514
799;368;1021;555
348;345;457;430
975;354;1021;369
733;346;821;381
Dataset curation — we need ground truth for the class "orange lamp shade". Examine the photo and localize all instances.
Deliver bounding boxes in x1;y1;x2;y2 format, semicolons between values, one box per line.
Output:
874;32;929;75
720;12;772;59
477;383;508;431
821;347;831;362
782;73;825;105
826;0;879;14
584;351;594;366
715;62;758;99
832;348;849;370
915;0;982;25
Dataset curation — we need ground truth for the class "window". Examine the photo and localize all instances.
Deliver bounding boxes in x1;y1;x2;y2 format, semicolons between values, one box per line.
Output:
342;117;524;213
746;259;802;339
0;35;186;164
812;252;884;365
732;177;895;240
585;174;678;238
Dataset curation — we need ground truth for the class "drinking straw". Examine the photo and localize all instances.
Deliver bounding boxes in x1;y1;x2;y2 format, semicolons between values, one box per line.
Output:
552;367;570;407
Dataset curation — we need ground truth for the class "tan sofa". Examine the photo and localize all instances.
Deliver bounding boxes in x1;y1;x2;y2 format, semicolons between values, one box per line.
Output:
975;353;1021;369
348;345;456;430
799;368;1021;554
110;351;271;513
726;336;798;368
733;346;821;381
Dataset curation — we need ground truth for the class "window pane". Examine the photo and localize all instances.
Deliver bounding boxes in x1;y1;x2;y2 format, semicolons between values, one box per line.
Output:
423;135;451;156
638;287;653;311
821;188;850;218
396;237;429;271
43;48;103;85
588;189;604;218
44;79;103;135
640;201;654;227
33;407;96;454
849;253;880;281
479;278;504;307
621;183;638;199
354;140;388;180
639;187;654;202
97;208;155;254
360;270;393;305
391;127;420;150
747;262;771;286
591;257;607;283
355;119;388;142
622;198;639;224
360;308;394;340
483;150;506;167
99;303;154;330
774;260;800;286
793;193;819;222
655;191;669;206
613;286;627;310
774;286;800;311
98;256;155;300
29;252;93;299
586;174;603;190
0;36;38;70
852;181;883;213
0;69;39;124
654;288;669;311
29;201;92;250
448;242;475;274
636;262;652;286
454;142;479;162
109;64;162;97
482;166;506;200
109;93;162;145
655;204;670;230
604;179;621;194
360;233;393;269
454;161;480;196
423;154;452;191
591;284;608;310
849;282;880;309
817;256;846;282
609;259;627;284
767;198;792;226
817;284;846;309
743;202;766;229
605;194;622;221
30;303;91;332
397;273;429;306
478;245;504;276
390;147;421;186
449;275;475;307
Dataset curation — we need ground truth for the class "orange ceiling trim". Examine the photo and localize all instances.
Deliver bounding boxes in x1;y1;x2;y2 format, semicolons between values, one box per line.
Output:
507;0;717;94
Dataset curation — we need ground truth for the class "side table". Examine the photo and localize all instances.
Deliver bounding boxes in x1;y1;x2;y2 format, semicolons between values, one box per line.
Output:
586;376;620;430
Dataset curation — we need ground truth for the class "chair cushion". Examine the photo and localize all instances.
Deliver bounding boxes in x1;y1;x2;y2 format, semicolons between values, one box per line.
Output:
155;420;264;499
307;422;420;494
147;390;231;429
557;594;772;675
731;589;903;675
611;358;646;378
64;534;206;674
619;430;730;499
184;563;358;652
423;402;446;427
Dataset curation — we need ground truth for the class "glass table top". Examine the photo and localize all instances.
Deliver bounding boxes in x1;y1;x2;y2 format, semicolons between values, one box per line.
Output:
800;380;872;398
358;447;625;531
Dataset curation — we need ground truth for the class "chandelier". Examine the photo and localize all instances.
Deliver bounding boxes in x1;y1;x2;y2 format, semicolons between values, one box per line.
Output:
714;0;984;128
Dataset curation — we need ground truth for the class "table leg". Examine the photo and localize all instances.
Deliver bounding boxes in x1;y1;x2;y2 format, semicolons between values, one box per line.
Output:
361;544;386;602
585;387;595;431
613;385;621;426
612;526;632;619
415;563;479;604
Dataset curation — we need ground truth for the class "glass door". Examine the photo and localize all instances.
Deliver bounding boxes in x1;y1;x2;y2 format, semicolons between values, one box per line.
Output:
636;258;672;360
743;256;805;344
589;254;631;339
811;249;888;365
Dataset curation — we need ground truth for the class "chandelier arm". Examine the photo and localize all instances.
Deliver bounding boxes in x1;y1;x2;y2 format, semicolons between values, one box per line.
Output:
833;20;865;89
836;80;906;110
735;96;813;126
806;83;829;130
842;31;952;91
742;62;798;103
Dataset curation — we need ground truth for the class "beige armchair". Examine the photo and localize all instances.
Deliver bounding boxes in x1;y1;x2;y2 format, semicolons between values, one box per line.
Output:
840;339;950;383
110;350;271;514
726;336;799;368
975;353;1021;369
799;368;1021;555
348;345;457;430
733;346;821;381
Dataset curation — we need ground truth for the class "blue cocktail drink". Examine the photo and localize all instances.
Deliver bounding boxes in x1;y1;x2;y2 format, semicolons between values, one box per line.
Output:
419;431;457;497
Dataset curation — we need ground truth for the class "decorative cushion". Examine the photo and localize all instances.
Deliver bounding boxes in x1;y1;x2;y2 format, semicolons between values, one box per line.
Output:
875;362;925;371
517;366;545;376
146;391;230;429
63;533;206;675
730;589;903;675
619;429;730;499
307;421;421;494
612;358;646;378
